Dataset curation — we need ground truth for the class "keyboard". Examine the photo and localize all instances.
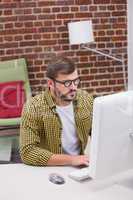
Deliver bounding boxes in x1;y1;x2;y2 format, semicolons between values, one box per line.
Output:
68;167;91;181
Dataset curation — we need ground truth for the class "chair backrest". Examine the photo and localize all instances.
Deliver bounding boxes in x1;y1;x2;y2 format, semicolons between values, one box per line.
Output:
0;58;31;126
0;58;31;99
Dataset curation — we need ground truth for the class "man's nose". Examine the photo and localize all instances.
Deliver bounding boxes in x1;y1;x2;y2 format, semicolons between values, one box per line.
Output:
69;82;77;89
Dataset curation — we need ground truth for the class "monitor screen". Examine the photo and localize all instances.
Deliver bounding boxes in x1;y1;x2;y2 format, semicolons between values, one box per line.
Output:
88;91;133;179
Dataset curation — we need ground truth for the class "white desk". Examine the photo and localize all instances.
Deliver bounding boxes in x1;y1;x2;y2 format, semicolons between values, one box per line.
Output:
0;164;133;200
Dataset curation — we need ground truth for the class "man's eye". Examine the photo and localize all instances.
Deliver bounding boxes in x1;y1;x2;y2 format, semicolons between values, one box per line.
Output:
65;81;70;84
64;81;71;86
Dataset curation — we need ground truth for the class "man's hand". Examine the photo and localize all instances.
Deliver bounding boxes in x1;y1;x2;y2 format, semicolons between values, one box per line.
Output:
71;155;89;166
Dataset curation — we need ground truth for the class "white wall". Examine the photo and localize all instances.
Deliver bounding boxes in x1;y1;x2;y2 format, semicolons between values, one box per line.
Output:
128;0;133;90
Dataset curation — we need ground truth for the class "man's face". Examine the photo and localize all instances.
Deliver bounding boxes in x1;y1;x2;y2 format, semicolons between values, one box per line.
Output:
48;70;80;103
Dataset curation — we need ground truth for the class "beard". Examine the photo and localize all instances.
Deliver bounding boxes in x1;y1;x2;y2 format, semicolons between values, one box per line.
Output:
54;88;77;102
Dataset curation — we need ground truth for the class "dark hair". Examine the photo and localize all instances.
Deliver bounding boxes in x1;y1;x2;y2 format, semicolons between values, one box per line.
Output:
46;55;76;79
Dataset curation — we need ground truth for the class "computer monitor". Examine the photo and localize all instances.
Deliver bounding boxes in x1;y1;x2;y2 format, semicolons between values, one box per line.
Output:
88;91;133;179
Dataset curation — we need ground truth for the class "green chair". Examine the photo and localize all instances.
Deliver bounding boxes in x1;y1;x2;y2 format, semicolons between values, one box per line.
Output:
0;58;31;162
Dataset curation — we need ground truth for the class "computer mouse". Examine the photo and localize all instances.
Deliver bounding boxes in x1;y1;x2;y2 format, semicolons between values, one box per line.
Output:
49;173;65;185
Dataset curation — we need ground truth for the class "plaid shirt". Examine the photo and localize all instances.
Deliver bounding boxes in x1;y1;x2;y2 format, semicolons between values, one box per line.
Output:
20;88;93;166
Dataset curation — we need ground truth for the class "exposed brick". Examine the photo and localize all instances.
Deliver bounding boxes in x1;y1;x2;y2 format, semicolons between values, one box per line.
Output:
18;15;37;21
89;6;97;11
96;87;112;93
116;5;126;10
90;68;98;74
75;12;92;18
109;80;116;85
112;11;126;17
6;49;15;55
14;49;24;54
4;23;13;29
34;60;43;65
36;73;44;78
100;18;109;23
100;80;108;86
1;16;17;22
117;79;124;84
29;74;35;79
112;23;127;29
42;34;51;39
0;42;18;49
24;35;33;40
95;36;110;42
91;81;99;87
34;21;43;27
0;0;127;96
38;40;56;46
57;13;74;19
14;9;24;15
58;39;68;44
18;2;36;8
24;9;32;15
98;43;106;48
75;0;92;4
61;33;68;38
39;27;56;33
61;7;69;12
42;8;51;13
52;33;60;39
30;80;40;85
80;57;88;62
24;22;34;27
53;20;62;26
97;31;106;36
113;86;124;92
19;41;37;47
4;36;13;42
108;5;115;10
38;1;55;7
111;0;126;4
94;0;110;3
52;7;60;13
81;69;89;74
71;7;79;12
0;3;17;9
4;10;12;15
15;22;24;28
0;50;5;56
44;21;52;26
94;12;111;18
79;5;89;12
55;0;75;6
0;37;3;42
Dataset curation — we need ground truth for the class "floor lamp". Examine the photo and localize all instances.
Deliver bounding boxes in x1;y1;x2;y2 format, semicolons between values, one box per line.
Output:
68;20;127;91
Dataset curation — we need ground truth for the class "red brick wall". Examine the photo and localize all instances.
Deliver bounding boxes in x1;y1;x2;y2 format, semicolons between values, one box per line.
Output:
0;0;127;96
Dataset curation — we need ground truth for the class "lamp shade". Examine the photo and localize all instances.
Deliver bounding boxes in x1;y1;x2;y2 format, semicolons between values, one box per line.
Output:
68;20;94;45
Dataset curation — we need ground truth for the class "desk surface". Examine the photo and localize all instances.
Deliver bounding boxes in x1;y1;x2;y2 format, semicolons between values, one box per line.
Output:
0;164;133;200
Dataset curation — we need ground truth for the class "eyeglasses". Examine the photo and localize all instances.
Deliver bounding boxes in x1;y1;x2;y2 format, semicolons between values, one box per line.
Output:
53;77;80;87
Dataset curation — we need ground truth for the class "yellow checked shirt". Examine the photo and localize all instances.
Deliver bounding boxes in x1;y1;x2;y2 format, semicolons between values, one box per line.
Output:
20;88;93;166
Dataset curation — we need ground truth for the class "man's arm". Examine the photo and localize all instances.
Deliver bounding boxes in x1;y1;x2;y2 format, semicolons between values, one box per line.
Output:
20;100;53;166
47;154;89;166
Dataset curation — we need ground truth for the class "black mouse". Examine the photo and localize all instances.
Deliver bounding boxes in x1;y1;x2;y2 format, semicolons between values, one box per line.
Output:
49;173;65;185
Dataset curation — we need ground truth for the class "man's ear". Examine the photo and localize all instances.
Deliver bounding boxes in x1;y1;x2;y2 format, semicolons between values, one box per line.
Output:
47;78;54;88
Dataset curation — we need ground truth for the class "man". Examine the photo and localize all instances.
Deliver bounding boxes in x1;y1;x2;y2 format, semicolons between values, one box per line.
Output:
20;56;93;166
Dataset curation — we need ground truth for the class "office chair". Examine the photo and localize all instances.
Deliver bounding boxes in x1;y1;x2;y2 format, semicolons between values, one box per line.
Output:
0;58;31;162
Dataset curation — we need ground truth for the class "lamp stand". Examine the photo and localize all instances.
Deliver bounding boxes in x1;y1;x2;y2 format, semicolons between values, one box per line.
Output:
81;44;127;91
